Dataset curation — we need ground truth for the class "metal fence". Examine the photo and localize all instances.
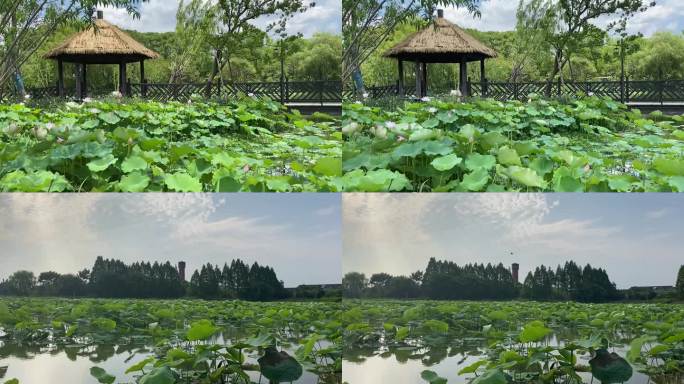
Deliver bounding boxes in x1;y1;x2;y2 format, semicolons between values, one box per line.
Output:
359;79;684;105
2;80;344;104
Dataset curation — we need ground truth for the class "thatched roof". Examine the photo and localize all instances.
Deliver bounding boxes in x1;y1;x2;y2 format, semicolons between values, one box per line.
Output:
43;18;159;64
384;16;497;63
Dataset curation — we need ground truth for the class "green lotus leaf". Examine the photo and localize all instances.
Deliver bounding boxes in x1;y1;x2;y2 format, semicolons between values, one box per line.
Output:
164;173;202;192
431;154;462;171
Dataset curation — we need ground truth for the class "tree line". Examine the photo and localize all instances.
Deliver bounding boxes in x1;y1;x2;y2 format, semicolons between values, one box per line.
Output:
350;0;665;93
343;258;631;303
2;0;341;95
0;256;303;301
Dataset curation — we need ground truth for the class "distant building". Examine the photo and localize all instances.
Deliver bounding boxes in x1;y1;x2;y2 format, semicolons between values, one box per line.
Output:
178;261;186;281
511;263;519;283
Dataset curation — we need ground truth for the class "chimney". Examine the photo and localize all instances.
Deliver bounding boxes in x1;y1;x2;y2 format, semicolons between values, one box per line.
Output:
97;10;104;20
178;261;186;281
437;9;444;18
511;263;519;283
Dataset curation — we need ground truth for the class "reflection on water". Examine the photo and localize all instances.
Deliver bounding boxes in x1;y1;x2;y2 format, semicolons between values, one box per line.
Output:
0;330;322;384
343;335;677;384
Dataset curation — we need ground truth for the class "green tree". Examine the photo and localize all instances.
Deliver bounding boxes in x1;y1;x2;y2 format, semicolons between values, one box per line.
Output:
342;272;367;298
342;0;481;90
6;270;36;296
677;265;684;299
0;0;147;91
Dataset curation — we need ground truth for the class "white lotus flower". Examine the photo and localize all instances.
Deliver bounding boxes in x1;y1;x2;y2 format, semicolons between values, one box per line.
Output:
45;123;55;131
342;122;360;135
354;100;362;105
362;92;369;99
33;126;47;139
111;91;122;98
24;94;31;100
385;121;397;130
56;137;65;144
428;107;437;113
3;123;19;135
588;92;594;96
83;97;93;103
421;96;431;102
373;126;387;139
450;89;461;97
397;135;406;142
90;108;100;114
248;92;255;97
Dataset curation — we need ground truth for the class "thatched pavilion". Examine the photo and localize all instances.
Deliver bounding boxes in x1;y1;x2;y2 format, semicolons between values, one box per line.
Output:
43;11;159;99
384;9;497;98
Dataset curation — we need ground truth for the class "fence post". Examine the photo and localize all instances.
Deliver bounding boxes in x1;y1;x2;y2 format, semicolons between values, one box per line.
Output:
319;80;324;105
513;80;518;101
142;79;147;98
626;77;630;103
557;78;561;98
660;79;664;105
620;77;624;103
483;78;488;98
467;77;472;97
285;78;289;103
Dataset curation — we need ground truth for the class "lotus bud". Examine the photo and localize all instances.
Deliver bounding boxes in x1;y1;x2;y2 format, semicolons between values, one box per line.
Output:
243;164;250;173
374;126;387;139
342;122;360;135
45;123;55;131
127;137;133;146
3;123;19;135
57;137;65;144
33;126;47;139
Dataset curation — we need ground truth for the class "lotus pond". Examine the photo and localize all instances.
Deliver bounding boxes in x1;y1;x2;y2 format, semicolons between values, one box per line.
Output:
0;98;341;192
342;97;684;192
0;298;342;384
342;300;684;384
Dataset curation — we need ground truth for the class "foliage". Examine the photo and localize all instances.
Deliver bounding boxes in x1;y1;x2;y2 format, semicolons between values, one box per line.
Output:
342;96;684;192
0;297;343;383
1;256;295;302
342;0;480;83
343;300;684;384
677;266;684;299
345;259;622;303
342;272;368;298
0;97;341;192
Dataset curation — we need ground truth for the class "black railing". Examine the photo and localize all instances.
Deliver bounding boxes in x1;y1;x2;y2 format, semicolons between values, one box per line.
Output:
2;80;343;104
360;79;684;105
127;80;342;104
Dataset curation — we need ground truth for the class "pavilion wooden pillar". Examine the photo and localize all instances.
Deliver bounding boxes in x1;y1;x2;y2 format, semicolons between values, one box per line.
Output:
75;64;82;100
421;62;427;97
415;61;422;98
57;59;64;98
459;59;468;97
480;58;487;97
397;60;404;96
82;64;87;98
119;62;127;95
140;60;146;98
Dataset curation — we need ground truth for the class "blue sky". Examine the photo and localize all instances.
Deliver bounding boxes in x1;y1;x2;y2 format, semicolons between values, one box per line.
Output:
343;194;683;289
447;0;684;36
102;0;341;36
0;194;341;286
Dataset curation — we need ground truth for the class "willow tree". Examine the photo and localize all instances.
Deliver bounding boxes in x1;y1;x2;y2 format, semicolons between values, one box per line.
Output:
0;0;146;95
208;0;313;85
519;0;655;83
342;0;481;93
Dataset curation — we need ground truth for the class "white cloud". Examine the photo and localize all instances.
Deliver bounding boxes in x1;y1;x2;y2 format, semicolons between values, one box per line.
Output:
101;0;340;37
445;0;684;36
645;208;668;220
